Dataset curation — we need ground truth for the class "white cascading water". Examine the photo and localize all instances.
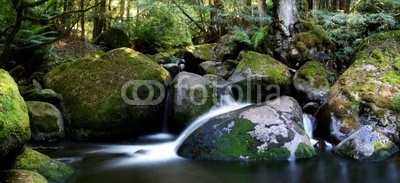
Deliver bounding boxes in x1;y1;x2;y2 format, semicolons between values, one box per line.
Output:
302;113;332;150
174;83;250;151
277;0;299;33
105;84;250;165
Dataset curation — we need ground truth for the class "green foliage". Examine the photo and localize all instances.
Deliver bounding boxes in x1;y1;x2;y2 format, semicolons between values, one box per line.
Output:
130;1;192;54
310;10;400;66
13;25;58;48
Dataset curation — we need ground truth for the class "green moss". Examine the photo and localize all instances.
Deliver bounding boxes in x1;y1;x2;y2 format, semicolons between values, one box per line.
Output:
44;48;171;138
237;51;291;85
371;49;384;61
191;44;216;61
14;147;74;182
208;119;257;159
2;169;48;183
295;41;307;52
26;102;60;133
295;142;316;159
327;30;400;140
293;20;334;53
362;141;398;161
296;61;330;88
0;69;30;158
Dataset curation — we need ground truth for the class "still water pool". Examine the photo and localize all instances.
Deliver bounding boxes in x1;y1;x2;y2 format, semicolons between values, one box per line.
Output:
36;136;400;183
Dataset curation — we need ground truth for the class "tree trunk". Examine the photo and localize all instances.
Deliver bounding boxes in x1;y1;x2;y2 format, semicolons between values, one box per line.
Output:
92;0;106;39
119;0;125;22
257;0;266;27
80;0;85;37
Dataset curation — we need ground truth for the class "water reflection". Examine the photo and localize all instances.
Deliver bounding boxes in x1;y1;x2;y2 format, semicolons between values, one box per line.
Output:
37;139;400;183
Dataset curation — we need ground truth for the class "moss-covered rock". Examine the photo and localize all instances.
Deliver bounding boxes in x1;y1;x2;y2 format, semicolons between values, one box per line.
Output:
13;147;74;183
177;96;316;161
316;30;400;143
44;48;171;140
211;34;248;62
293;61;331;102
93;28;131;51
170;72;215;133
1;169;48;183
0;69;30;168
26;101;64;141
181;44;216;73
19;80;61;106
333;125;398;161
229;51;292;103
269;19;334;68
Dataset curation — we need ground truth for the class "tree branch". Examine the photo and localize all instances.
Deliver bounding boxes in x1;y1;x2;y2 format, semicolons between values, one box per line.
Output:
22;2;101;22
171;0;205;32
23;0;49;8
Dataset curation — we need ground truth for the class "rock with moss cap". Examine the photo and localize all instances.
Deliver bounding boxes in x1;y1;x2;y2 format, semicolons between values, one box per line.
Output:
229;51;292;103
293;61;331;102
26;101;64;141
170;72;215;133
177;96;316;161
44;48;171;140
316;30;400;143
1;169;48;183
0;69;30;168
13;147;74;183
333;125;398;161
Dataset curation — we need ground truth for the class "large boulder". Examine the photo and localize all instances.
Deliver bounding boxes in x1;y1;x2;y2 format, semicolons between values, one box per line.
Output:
26;101;64;141
293;61;331;102
170;72;215;132
229;51;292;103
0;169;48;183
13;147;74;183
0;69;30;168
44;48;171;140
177;96;316;161
93;28;131;51
333;125;398;161
316;30;400;143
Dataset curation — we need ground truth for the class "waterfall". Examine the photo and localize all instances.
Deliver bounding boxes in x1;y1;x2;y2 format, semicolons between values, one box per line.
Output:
302;113;332;150
277;0;299;34
173;82;249;151
161;87;171;133
215;82;237;106
302;113;315;139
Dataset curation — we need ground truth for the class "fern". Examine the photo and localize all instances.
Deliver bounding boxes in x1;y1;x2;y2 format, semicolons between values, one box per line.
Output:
310;9;399;66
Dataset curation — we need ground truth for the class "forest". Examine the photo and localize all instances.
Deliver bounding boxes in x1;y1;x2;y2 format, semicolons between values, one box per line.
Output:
0;0;399;73
2;0;400;182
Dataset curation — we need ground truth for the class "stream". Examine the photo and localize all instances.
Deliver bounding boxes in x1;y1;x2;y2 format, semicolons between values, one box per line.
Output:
36;136;400;183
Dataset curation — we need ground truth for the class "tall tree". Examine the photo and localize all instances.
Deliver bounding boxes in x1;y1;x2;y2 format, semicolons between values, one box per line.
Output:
80;0;85;37
93;0;106;39
257;0;267;27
